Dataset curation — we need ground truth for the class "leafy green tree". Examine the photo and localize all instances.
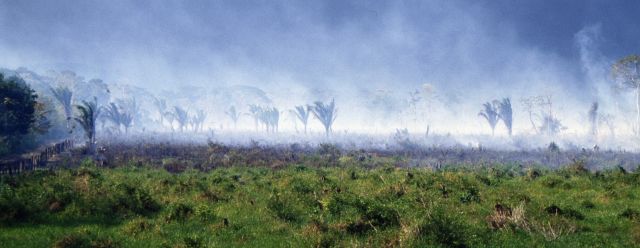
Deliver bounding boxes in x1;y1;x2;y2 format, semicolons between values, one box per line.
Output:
74;99;100;154
311;99;337;137
0;73;38;154
612;55;640;134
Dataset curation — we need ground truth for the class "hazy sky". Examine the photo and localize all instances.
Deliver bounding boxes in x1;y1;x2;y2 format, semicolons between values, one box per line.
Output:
1;1;638;86
1;0;639;134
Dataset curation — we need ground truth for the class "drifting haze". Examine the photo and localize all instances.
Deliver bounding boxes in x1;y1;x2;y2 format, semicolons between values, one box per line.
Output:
1;0;640;139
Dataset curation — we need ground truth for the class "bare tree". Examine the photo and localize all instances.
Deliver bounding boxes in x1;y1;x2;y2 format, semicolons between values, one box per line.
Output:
478;101;499;135
539;115;565;135
50;86;73;128
311;99;337;137
612;55;640;134
293;105;311;134
225;106;241;129
497;98;513;136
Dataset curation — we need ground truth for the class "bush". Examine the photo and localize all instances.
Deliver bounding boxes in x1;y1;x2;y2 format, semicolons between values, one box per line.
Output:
267;193;302;223
122;218;154;236
52;231;120;248
108;183;160;217
620;208;640;221
164;203;194;222
417;208;469;248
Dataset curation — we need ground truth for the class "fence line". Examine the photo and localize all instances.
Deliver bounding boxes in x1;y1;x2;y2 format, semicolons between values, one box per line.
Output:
0;139;75;175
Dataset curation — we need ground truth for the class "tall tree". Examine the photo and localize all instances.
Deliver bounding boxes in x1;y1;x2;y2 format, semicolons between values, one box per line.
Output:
153;97;167;126
0;74;38;154
120;112;133;134
311;99;338;137
478;101;499;136
225;106;241;129
247;104;261;131
612;55;640;134
102;102;122;133
192;109;207;132
293;105;311;134
50;86;73;128
173;106;189;132
588;102;599;136
497;98;513;136
74;98;100;154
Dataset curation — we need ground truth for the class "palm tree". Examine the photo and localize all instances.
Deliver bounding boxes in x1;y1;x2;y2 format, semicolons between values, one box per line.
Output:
192;109;207;132
293;105;311;134
247;104;262;131
612;55;640;134
153;97;167;125
120;112;133;134
266;107;279;132
119;97;140;127
173;106;189;132
311;99;337;137
478;101;499;136
225;106;241;129
497;98;513;136
164;110;175;132
588;102;598;136
74;98;100;154
51;86;73;128
102;102;122;133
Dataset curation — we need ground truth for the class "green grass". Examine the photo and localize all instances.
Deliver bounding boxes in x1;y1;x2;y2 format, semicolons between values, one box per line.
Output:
1;162;640;247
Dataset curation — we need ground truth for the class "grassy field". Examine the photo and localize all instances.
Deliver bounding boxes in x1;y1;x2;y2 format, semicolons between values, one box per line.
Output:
1;159;640;247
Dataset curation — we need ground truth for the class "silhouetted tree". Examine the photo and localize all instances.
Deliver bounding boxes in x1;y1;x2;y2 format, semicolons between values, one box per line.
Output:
50;86;73;128
247;104;261;131
612;55;640;134
192;109;207;132
497;98;513;136
225;106;241;129
173;106;189;132
102;102;122;133
74;98;100;154
120;112;133;134
311;99;337;137
153;97;167;126
478;101;499;135
588;102;598;136
539;115;565;135
293;105;311;134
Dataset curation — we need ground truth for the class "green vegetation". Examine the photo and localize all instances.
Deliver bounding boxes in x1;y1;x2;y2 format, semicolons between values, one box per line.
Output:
1;159;640;247
0;73;39;156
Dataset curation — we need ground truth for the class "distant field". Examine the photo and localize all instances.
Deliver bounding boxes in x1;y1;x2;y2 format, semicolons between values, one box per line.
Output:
1;156;639;247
